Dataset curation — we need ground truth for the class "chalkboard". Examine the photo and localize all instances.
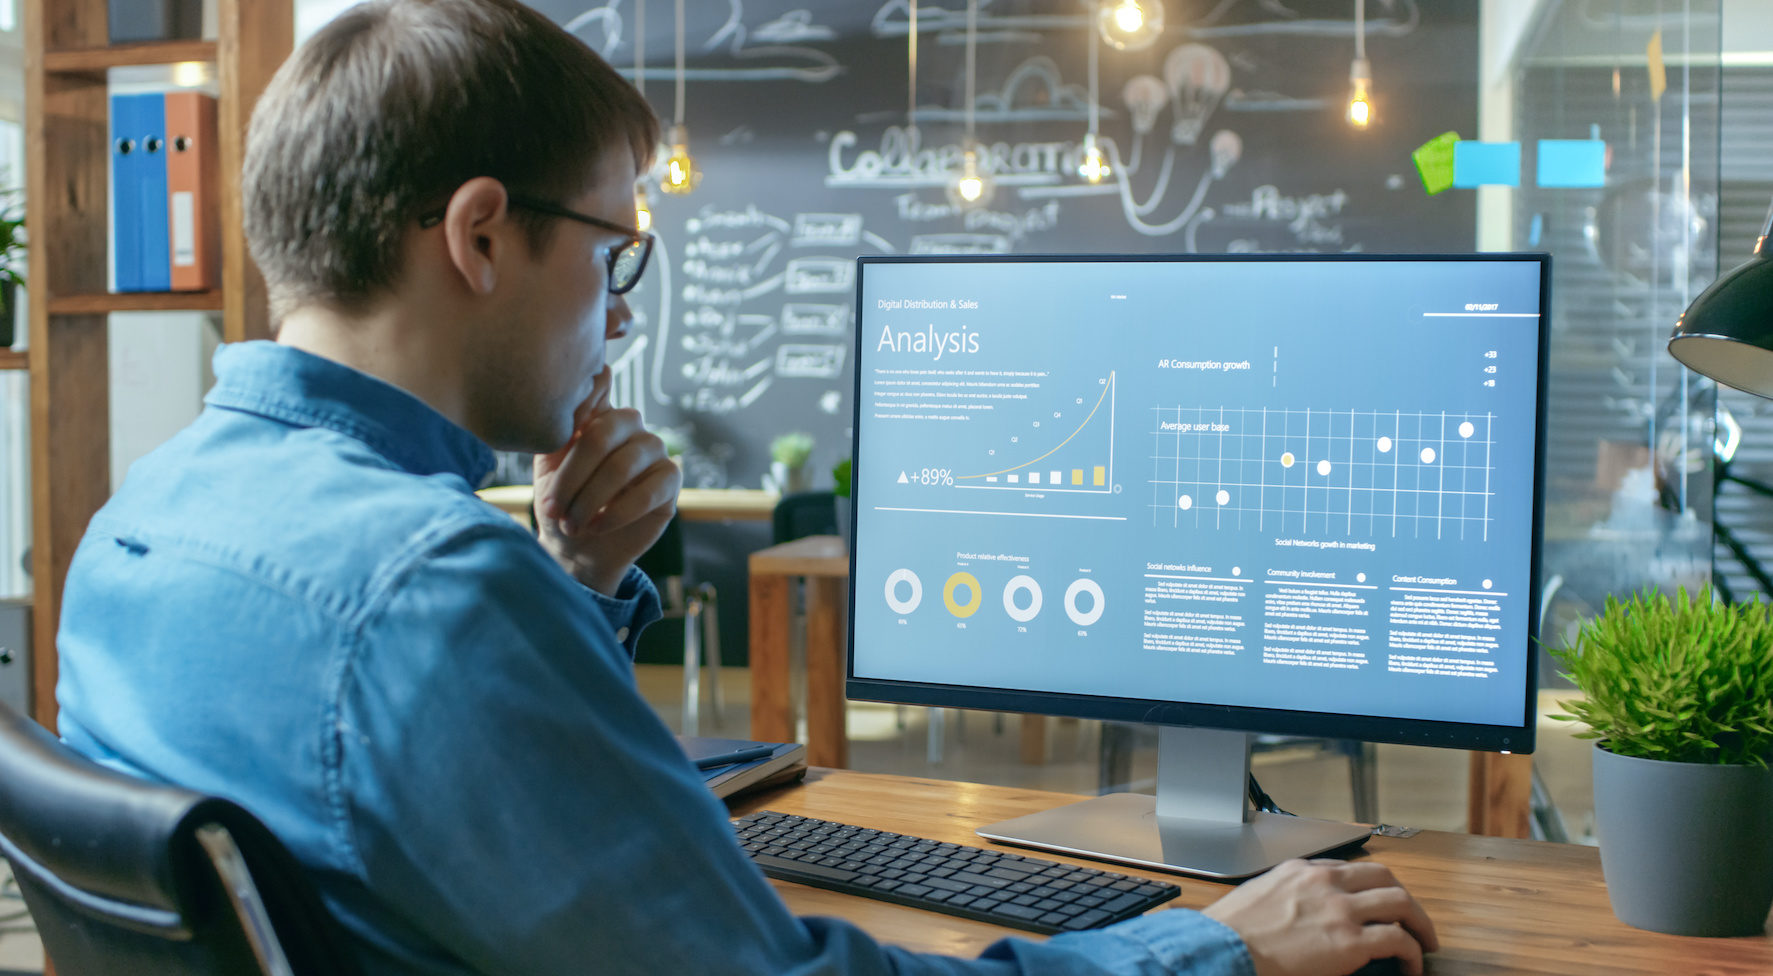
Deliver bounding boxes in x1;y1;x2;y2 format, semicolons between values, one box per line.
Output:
525;0;1478;664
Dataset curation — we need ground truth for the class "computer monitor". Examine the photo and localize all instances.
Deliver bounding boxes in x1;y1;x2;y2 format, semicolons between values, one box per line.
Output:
846;252;1549;879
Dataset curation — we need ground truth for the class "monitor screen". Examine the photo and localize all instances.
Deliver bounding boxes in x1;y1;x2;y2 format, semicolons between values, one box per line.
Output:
847;253;1548;755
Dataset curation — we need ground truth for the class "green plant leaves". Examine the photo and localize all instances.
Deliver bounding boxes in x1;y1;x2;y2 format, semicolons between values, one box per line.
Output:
1549;586;1773;766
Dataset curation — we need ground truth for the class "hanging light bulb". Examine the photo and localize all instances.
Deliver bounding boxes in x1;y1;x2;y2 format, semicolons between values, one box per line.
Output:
1346;59;1372;128
658;0;699;195
634;186;653;232
1077;3;1110;184
948;2;993;208
1346;0;1373;129
1097;0;1163;52
661;123;699;195
1078;133;1111;183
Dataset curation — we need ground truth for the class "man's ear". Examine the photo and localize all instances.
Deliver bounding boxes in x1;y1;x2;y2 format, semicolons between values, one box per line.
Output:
439;177;512;295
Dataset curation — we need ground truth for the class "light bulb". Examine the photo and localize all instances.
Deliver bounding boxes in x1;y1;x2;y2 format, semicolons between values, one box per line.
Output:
1347;89;1371;127
1115;2;1143;32
634;187;653;232
660;124;699;195
1346;58;1373;129
1078;134;1110;183
1098;0;1163;52
947;148;994;208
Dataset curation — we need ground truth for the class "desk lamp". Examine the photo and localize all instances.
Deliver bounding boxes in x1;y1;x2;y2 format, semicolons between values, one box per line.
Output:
1668;200;1773;394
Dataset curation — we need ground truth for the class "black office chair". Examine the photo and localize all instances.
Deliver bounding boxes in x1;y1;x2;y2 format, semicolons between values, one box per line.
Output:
771;490;839;545
636;514;723;735
0;700;363;976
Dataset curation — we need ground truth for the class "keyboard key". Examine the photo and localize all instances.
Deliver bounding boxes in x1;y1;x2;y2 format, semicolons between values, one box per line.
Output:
1062;909;1112;931
1100;893;1146;915
995;904;1047;922
751;853;857;884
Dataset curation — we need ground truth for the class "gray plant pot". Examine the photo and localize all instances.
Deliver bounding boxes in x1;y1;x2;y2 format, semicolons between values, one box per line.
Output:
1592;741;1773;936
834;495;852;552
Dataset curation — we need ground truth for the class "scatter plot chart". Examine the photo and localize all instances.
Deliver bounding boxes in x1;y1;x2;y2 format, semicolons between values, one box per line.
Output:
1149;406;1497;539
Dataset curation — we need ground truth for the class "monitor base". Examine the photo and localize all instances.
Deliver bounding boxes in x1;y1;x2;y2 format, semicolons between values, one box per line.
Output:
976;792;1372;880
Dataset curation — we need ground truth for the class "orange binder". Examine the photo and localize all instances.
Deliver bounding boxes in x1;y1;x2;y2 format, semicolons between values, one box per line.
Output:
164;91;219;292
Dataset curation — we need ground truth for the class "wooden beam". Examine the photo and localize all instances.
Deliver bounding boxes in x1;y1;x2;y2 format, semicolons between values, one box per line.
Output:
1467;751;1533;838
217;0;292;343
25;0;112;732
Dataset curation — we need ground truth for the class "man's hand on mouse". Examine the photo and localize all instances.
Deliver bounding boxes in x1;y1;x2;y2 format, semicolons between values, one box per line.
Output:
1201;858;1439;976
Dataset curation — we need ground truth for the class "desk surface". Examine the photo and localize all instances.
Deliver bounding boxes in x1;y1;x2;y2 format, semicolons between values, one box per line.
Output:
731;770;1772;974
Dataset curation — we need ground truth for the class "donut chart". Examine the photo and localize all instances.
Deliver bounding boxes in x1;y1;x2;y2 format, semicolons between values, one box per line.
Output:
1064;579;1106;626
1002;575;1043;622
942;571;983;618
884;568;923;615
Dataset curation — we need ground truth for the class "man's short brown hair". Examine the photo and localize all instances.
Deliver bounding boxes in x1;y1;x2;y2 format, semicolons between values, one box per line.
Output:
243;0;658;322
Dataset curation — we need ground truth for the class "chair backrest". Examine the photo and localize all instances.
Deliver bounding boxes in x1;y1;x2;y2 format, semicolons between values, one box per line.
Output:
772;491;838;544
0;701;363;976
635;514;690;608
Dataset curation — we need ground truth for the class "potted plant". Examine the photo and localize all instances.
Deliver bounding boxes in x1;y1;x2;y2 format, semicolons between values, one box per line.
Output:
0;187;25;349
1550;586;1773;936
832;457;852;550
767;432;814;494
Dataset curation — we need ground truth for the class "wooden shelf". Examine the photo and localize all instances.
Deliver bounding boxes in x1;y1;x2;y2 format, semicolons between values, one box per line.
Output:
43;39;217;75
0;348;26;370
47;290;225;315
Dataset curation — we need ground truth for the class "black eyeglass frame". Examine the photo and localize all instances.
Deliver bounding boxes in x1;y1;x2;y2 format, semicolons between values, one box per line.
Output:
417;193;655;295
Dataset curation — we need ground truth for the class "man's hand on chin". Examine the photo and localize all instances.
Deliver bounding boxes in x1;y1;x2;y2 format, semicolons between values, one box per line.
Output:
533;368;681;595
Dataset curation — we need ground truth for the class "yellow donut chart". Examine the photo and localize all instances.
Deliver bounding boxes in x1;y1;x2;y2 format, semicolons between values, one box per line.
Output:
942;571;983;618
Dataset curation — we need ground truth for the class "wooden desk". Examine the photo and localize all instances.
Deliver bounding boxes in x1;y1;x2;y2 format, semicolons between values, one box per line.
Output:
748;535;849;768
733;770;1773;973
476;485;779;523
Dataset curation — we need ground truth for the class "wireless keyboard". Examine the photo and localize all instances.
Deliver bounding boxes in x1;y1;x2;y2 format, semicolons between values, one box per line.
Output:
733;811;1180;934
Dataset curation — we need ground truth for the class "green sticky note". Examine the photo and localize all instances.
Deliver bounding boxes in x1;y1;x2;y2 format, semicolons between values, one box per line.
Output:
1412;131;1461;196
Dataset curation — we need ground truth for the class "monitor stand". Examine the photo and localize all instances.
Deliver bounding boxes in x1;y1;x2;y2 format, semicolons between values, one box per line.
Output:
975;725;1372;880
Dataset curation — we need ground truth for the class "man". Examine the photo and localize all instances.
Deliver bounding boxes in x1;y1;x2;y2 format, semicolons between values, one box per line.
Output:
55;2;1437;974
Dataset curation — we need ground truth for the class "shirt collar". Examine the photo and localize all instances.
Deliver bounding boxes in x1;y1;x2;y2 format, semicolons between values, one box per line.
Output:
205;341;497;487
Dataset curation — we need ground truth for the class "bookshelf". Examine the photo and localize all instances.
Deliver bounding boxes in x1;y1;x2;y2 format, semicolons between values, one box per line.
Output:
22;0;293;728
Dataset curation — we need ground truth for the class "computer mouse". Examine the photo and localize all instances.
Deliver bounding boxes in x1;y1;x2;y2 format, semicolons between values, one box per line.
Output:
1346;957;1403;976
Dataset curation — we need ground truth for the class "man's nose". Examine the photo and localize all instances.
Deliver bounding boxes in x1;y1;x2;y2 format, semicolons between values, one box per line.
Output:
607;292;633;339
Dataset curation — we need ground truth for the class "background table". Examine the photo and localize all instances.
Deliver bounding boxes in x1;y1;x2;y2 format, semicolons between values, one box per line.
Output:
748;535;849;767
733;769;1773;972
477;485;779;523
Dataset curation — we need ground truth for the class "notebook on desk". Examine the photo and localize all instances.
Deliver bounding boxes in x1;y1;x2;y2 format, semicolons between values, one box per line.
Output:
678;736;807;800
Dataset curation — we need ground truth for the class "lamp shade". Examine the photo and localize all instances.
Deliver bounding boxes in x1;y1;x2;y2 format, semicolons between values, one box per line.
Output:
1668;243;1773;397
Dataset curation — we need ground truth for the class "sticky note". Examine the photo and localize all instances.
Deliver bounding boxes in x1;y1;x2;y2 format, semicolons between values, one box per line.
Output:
1452;141;1521;188
1647;29;1667;102
1537;139;1606;188
1411;131;1460;195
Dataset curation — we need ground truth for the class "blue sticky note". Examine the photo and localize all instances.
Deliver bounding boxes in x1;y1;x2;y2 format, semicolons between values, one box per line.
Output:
1452;141;1521;188
1536;139;1607;188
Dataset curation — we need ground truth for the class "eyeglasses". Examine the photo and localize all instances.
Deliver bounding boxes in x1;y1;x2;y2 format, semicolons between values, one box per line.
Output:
418;194;655;295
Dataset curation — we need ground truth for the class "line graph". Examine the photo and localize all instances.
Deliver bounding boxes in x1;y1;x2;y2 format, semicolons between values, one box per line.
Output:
1148;405;1495;540
953;371;1117;494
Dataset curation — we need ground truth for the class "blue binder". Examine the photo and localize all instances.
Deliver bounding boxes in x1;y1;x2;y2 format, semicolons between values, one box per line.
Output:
110;93;171;292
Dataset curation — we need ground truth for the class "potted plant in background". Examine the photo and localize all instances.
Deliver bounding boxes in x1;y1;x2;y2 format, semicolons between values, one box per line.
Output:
832;457;852;550
0;187;25;349
1550;586;1773;936
767;431;815;494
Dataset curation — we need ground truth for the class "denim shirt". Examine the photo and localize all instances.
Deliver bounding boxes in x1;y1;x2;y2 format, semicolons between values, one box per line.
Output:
55;341;1252;976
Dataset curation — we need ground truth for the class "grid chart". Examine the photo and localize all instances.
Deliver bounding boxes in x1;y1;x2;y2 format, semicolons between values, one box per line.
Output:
1148;406;1496;540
